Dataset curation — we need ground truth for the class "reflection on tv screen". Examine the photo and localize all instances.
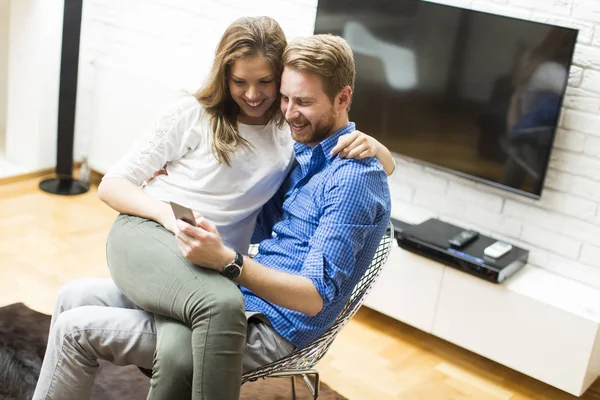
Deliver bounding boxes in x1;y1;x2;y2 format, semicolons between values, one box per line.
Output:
315;0;578;198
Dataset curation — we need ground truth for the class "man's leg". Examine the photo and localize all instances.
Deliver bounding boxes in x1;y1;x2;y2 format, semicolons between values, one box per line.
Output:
243;314;295;374
32;305;156;400
33;278;155;400
49;278;140;329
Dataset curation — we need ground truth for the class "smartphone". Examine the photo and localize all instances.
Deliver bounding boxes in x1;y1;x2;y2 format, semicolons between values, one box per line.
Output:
170;201;198;227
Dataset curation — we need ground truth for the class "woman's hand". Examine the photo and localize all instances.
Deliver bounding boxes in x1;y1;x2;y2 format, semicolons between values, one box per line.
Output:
331;130;379;159
156;204;177;233
331;130;396;175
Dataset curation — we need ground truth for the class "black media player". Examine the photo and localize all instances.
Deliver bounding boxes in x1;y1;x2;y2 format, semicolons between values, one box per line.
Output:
396;218;528;283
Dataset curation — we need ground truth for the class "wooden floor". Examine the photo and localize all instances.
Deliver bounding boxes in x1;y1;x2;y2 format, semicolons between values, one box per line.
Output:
1;176;600;400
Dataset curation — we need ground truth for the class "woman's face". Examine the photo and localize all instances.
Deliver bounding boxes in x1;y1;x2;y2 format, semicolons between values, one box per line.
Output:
229;55;278;125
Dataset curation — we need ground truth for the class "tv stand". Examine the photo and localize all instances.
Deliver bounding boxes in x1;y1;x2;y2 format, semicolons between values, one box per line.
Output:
366;219;600;396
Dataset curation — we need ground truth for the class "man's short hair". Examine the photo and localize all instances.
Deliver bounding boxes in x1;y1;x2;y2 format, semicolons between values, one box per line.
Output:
283;34;355;109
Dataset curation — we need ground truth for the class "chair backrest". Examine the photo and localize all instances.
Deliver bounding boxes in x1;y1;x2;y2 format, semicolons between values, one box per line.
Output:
242;221;395;383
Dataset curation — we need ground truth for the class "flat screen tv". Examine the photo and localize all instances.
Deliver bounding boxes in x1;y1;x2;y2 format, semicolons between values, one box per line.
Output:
314;0;578;199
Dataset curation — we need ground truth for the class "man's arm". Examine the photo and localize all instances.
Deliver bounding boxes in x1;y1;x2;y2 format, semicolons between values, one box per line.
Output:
175;219;324;316
238;255;324;316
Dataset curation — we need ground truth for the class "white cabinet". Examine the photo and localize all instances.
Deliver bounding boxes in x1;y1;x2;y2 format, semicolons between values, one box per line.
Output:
367;245;600;396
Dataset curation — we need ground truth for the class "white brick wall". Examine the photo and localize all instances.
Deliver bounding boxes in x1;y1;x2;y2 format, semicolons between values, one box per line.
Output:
76;0;600;288
553;129;586;152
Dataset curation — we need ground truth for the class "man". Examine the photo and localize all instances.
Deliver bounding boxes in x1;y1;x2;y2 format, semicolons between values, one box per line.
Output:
33;34;391;399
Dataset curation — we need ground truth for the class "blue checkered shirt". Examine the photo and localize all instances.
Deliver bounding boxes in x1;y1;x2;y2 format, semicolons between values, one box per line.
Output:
242;122;391;349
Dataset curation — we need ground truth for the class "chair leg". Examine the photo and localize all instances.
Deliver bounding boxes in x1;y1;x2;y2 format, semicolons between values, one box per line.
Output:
300;372;320;400
313;372;320;400
291;375;297;400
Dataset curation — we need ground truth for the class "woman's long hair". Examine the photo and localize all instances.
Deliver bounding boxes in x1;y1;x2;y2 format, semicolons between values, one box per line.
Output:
195;16;287;166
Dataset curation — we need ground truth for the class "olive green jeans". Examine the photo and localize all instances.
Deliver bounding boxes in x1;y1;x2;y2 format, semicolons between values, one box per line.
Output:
107;214;247;400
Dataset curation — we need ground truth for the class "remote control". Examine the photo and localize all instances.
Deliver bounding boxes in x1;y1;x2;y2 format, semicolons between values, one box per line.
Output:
448;230;479;248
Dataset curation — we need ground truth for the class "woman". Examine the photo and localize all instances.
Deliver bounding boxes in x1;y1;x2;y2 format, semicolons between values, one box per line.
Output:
88;17;393;400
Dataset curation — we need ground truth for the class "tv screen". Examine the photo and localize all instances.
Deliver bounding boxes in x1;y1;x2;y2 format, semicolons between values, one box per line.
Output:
314;0;578;198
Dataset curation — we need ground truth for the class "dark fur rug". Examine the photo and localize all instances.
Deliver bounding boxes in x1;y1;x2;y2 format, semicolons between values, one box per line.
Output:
0;303;346;399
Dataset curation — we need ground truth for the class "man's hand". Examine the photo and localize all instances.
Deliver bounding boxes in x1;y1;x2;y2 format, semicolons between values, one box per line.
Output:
174;216;234;272
331;130;380;159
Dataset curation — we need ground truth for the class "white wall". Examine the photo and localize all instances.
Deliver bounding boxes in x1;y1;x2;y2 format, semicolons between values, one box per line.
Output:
72;0;600;288
5;0;62;170
0;0;9;155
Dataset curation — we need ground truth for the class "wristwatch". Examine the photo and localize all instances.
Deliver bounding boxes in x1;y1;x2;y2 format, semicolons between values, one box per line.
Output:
222;252;243;280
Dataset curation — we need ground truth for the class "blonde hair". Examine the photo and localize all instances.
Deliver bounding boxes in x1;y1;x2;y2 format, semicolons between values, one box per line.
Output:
283;34;355;110
194;17;287;165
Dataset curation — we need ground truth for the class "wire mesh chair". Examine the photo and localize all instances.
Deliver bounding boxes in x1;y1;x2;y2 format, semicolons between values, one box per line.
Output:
241;221;394;399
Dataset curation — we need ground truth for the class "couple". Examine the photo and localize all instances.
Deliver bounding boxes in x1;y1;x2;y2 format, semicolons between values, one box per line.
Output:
33;16;392;400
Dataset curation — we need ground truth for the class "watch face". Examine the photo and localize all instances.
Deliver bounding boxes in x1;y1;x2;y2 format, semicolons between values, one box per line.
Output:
223;263;241;279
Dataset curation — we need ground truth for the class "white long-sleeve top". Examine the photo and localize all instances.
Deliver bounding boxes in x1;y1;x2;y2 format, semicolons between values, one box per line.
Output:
103;95;295;254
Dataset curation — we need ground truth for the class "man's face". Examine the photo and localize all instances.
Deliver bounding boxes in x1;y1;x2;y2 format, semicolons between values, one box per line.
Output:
280;67;337;147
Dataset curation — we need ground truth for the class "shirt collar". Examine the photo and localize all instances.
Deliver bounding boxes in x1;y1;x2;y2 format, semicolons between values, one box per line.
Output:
293;122;356;162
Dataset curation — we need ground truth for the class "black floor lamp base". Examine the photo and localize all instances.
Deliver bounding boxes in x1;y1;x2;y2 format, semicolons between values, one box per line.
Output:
39;177;89;195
